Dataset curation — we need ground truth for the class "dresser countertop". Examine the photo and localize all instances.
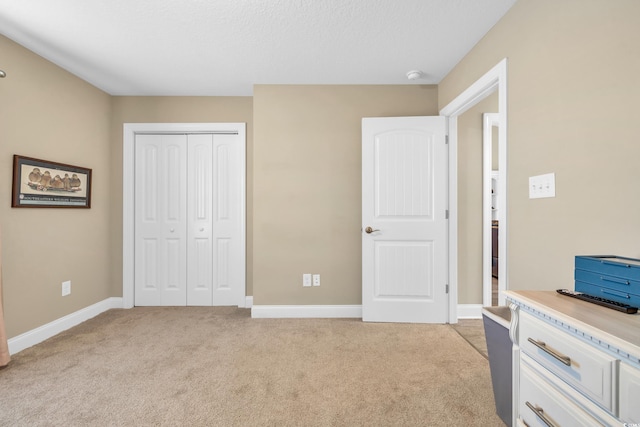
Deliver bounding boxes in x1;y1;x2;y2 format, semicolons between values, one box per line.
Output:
504;290;640;362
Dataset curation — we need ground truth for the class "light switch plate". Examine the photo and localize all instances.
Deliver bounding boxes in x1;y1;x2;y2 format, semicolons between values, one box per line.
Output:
529;173;556;199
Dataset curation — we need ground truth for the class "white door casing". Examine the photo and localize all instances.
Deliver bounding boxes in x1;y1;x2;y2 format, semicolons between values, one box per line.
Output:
123;123;246;309
362;116;448;323
440;58;508;320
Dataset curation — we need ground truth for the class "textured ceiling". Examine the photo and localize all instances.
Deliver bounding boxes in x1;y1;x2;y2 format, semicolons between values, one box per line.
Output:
0;0;516;96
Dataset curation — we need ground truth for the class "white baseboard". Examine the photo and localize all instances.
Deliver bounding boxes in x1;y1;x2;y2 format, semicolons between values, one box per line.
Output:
457;304;483;319
8;297;123;355
251;304;362;319
242;296;253;308
6;299;481;352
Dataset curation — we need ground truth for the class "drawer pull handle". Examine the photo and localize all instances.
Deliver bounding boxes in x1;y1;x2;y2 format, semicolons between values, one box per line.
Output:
601;276;630;286
601;260;631;268
527;338;571;366
526;401;558;427
601;288;631;299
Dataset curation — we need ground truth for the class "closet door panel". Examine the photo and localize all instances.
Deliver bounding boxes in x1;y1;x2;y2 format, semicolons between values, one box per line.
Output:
212;134;243;305
133;128;244;307
135;134;188;306
187;134;214;306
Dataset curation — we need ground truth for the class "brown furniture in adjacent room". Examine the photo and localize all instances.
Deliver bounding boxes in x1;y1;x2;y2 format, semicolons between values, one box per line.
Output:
492;220;499;278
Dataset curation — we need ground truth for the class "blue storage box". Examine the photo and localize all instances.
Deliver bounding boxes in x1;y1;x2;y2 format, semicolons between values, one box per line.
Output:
575;255;640;307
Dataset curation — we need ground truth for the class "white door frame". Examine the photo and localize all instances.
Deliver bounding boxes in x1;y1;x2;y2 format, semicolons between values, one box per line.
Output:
440;58;508;323
122;123;246;309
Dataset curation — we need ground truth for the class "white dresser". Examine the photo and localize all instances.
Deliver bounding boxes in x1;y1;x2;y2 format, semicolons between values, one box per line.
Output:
505;290;640;427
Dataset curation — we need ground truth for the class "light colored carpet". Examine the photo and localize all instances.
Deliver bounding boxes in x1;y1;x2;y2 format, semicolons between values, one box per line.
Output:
451;319;488;359
0;307;503;426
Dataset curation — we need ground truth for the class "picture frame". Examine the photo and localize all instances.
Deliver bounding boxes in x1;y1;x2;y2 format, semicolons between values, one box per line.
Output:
11;155;92;208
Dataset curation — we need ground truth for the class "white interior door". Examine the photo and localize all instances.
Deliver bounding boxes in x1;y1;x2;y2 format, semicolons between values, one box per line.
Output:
134;131;245;307
362;116;448;323
209;133;244;306
186;134;214;306
135;134;188;306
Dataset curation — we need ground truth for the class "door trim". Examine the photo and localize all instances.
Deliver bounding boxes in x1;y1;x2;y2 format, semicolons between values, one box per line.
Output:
440;58;508;323
122;123;246;309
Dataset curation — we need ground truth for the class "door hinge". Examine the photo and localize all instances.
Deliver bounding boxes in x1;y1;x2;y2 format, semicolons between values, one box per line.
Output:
446;284;450;294
445;135;449;144
445;209;449;219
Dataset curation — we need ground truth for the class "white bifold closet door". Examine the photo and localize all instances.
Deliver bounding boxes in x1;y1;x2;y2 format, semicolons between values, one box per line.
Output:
134;133;242;306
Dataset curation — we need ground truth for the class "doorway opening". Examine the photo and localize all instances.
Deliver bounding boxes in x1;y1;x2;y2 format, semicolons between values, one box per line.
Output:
483;113;500;307
440;58;508;322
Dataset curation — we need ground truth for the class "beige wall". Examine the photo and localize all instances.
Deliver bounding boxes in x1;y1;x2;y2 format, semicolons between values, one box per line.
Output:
109;97;254;296
0;37;254;338
7;0;639;337
457;94;498;304
1;37;435;335
0;36;112;338
439;0;640;291
252;85;438;305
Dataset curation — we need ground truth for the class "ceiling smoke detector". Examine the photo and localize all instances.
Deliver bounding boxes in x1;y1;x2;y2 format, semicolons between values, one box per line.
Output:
406;70;423;80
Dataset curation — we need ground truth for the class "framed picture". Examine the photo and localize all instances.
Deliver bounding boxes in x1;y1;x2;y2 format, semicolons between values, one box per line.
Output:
11;155;92;208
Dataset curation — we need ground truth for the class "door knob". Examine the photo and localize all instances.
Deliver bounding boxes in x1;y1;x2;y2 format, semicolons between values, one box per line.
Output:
364;226;380;234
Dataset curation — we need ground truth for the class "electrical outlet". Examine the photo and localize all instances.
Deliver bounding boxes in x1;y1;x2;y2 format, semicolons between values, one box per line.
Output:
303;274;312;287
62;280;71;296
312;274;320;287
